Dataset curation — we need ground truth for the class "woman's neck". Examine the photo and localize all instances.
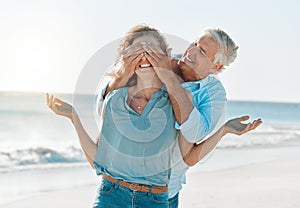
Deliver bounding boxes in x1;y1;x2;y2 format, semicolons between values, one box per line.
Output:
133;75;162;100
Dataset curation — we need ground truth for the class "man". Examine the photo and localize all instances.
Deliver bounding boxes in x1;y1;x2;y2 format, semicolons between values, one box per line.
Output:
147;27;237;143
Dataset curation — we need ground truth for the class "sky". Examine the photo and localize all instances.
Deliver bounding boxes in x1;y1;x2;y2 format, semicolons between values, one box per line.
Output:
0;0;299;103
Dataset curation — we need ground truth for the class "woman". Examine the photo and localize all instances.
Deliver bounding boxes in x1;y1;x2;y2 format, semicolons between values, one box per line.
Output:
48;25;178;207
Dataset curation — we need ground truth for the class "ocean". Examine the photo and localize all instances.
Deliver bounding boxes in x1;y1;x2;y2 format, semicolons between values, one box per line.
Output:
0;92;300;205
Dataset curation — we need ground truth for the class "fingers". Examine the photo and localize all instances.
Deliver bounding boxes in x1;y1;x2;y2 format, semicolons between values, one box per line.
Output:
122;44;144;65
144;52;159;67
50;95;56;111
241;123;251;134
144;51;161;66
143;47;172;71
122;43;144;58
256;118;262;126
238;115;250;122
124;52;143;65
131;53;144;66
123;42;171;72
122;53;144;76
121;51;143;77
250;119;259;129
47;94;53;108
54;97;62;106
46;93;58;112
250;118;262;130
46;93;52;107
243;118;262;133
142;43;164;55
143;43;164;60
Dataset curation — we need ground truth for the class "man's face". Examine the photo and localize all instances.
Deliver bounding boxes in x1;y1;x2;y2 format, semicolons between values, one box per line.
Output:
179;35;221;82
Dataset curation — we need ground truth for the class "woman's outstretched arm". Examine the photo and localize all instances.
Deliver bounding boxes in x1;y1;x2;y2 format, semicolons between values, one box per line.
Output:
46;93;97;168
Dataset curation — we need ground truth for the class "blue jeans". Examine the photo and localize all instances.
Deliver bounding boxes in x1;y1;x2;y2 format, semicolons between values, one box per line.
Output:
93;179;169;208
168;193;179;208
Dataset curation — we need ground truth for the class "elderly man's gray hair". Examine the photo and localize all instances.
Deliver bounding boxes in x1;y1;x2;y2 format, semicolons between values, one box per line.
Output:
203;28;239;68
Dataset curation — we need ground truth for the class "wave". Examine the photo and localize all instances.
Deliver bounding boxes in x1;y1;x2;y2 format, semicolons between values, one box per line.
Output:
1;123;299;173
218;126;300;149
0;146;86;172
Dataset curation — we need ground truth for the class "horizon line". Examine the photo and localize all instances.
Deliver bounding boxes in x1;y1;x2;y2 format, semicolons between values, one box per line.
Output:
1;90;299;105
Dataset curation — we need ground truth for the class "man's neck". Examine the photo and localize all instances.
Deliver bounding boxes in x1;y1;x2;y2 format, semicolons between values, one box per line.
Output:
176;62;201;82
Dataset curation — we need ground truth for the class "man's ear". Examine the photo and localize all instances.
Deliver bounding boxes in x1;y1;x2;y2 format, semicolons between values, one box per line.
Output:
215;64;223;72
210;64;223;74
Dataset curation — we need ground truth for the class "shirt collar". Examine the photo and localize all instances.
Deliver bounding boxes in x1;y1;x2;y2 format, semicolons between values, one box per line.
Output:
181;75;218;87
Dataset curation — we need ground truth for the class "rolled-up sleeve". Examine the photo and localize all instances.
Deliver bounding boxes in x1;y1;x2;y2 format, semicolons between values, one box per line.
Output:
175;76;227;143
175;107;207;142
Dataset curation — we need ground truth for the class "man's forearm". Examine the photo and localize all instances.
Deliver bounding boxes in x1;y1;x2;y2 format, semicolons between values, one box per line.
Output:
164;74;194;125
178;133;195;161
183;126;225;166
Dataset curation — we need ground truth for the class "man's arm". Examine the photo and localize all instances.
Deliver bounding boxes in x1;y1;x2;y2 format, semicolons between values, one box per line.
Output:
183;116;262;166
175;76;227;144
163;72;195;125
143;44;194;125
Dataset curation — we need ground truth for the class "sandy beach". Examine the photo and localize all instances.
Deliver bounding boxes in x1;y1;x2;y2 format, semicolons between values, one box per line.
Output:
1;157;299;208
180;157;300;208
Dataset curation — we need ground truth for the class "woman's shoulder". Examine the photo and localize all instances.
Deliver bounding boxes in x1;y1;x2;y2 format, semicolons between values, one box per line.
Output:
105;87;128;104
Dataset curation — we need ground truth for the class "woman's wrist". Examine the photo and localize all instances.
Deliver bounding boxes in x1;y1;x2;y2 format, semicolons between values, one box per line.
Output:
70;108;78;124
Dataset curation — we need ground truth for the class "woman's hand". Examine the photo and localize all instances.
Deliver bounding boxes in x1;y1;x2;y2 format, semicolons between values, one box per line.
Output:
46;93;74;121
224;116;262;136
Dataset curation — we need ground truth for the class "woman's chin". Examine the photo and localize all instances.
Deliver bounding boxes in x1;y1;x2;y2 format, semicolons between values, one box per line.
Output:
136;67;155;77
